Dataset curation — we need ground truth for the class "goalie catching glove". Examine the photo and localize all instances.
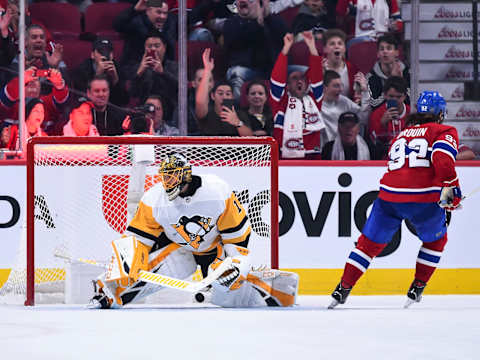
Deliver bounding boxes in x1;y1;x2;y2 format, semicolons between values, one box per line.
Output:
438;186;463;211
209;244;251;290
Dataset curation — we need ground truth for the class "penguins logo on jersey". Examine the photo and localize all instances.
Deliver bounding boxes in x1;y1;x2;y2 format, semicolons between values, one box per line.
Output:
172;215;215;249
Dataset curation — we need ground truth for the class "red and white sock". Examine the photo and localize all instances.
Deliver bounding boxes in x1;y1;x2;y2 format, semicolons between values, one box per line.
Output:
415;234;448;283
341;235;386;288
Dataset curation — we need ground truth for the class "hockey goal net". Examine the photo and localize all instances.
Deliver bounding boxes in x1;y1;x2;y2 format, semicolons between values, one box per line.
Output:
0;136;278;305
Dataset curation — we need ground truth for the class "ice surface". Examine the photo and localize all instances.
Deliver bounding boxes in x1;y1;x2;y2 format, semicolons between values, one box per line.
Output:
1;295;479;360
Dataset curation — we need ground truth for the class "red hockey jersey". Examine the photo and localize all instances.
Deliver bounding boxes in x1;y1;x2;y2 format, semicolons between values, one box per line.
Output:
378;122;459;203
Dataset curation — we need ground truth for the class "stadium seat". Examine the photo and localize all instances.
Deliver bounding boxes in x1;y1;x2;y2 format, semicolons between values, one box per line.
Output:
288;40;323;67
58;39;93;70
111;39;125;63
175;41;226;81
347;40;377;74
29;3;82;40
84;3;131;40
277;5;300;29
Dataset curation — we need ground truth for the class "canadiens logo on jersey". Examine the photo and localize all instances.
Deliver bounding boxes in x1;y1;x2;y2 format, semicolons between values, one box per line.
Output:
172;215;215;249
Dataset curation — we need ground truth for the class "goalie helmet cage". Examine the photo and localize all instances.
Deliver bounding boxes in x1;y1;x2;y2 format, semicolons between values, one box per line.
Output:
19;136;278;306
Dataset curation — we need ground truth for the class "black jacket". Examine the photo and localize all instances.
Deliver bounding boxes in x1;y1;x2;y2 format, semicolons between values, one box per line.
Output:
70;58;129;106
113;6;176;79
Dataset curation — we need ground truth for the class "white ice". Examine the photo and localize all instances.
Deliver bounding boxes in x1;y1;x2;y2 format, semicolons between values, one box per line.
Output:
1;295;479;360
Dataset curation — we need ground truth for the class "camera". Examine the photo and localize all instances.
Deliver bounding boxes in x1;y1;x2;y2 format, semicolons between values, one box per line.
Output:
128;105;155;134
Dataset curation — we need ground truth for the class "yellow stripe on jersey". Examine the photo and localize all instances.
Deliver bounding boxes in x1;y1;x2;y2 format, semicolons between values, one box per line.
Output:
217;193;251;244
128;200;165;240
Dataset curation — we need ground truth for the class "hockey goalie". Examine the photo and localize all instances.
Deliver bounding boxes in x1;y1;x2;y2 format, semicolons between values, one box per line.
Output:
89;153;298;308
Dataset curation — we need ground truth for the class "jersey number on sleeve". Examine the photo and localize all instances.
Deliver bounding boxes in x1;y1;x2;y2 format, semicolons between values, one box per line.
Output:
388;138;429;171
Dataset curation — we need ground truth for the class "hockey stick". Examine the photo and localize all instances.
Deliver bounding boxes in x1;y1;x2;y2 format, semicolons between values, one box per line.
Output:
54;250;232;293
464;186;480;201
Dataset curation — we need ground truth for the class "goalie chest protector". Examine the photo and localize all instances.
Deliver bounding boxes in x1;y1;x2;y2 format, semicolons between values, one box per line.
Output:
139;174;236;253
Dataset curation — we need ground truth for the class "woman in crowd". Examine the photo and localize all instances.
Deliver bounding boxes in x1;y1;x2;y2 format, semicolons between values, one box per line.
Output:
238;80;273;136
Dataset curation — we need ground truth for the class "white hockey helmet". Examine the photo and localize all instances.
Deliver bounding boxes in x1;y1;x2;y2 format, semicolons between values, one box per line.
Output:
158;153;192;200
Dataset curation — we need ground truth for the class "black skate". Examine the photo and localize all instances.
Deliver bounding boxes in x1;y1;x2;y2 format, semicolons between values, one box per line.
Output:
87;280;113;309
404;279;426;308
328;282;352;309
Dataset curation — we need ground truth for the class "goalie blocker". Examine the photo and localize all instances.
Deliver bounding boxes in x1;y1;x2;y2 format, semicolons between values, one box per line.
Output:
89;236;298;308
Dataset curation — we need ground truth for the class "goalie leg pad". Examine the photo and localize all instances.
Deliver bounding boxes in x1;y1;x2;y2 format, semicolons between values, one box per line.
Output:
116;245;198;305
106;236;151;285
210;269;299;307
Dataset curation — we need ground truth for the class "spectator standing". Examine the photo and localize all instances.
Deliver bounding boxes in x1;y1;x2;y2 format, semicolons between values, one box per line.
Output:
321;111;372;160
70;38;129;107
85;75;127;136
238;80;273;136
9;24;66;83
336;0;403;45
195;48;253;136
114;0;176;79
368;76;410;159
322;29;363;101
130;33;178;122
270;32;325;159
320;70;370;145
223;0;288;99
367;33;410;109
292;0;333;40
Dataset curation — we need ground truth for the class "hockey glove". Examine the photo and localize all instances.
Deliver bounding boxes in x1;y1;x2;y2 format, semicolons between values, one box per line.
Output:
217;266;241;288
438;186;463;211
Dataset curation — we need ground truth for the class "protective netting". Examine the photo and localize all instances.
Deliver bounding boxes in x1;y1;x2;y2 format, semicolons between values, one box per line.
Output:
0;138;275;304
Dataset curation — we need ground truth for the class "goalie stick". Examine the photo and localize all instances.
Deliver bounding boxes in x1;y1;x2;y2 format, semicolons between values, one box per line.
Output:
54;250;233;293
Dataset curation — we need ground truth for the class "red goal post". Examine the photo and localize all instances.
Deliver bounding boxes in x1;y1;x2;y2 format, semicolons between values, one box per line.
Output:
20;136;278;306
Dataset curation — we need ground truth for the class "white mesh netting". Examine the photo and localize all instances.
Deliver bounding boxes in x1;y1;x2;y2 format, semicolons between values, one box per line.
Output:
0;138;276;304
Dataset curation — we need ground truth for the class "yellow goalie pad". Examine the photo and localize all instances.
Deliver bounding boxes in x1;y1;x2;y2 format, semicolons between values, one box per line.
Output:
105;236;151;286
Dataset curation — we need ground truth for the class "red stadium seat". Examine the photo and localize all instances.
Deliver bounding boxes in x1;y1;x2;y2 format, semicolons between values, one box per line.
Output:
84;3;131;40
175;41;227;81
277;5;300;28
29;3;81;39
288;40;323;67
347;40;378;74
58;39;93;70
111;39;125;63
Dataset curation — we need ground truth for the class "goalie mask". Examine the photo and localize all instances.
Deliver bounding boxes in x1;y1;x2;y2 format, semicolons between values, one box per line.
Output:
159;153;192;200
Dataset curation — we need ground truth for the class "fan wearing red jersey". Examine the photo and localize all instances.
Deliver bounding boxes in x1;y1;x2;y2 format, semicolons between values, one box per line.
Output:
328;92;462;309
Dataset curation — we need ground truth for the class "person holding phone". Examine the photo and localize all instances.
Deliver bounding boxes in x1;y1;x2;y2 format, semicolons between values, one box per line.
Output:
368;76;410;159
130;34;178;123
70;37;129;107
195;48;253;136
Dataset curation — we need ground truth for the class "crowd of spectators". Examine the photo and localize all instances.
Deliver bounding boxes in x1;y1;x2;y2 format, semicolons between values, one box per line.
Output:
0;0;475;160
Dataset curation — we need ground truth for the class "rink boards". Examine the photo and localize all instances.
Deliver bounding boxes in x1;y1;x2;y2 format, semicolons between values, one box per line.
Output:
1;161;479;295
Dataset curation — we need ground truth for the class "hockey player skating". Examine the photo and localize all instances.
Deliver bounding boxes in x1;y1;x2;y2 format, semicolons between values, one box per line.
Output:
89;153;298;308
329;91;463;309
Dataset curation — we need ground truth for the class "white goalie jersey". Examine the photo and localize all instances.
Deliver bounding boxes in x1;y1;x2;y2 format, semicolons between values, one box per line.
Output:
127;174;251;254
